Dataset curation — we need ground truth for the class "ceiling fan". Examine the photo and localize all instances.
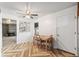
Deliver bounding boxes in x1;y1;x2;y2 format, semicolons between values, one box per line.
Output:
16;2;38;19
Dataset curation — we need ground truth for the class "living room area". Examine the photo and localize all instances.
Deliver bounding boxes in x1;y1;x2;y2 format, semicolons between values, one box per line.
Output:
0;2;79;57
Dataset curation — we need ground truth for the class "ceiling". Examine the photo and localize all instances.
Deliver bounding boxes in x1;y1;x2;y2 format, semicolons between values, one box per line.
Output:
0;2;77;17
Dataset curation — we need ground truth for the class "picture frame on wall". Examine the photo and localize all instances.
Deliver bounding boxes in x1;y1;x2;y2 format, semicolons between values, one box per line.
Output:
19;21;30;32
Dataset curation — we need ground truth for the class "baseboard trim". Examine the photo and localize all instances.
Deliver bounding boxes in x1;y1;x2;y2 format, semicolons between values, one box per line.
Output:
57;49;75;55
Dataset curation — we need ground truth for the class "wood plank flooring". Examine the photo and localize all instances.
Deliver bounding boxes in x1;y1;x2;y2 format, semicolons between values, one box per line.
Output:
2;38;75;57
2;37;16;51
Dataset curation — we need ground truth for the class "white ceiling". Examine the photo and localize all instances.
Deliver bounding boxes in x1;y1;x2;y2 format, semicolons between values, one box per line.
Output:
0;2;77;17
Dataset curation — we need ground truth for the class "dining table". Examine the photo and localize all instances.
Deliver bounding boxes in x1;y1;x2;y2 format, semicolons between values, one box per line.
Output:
39;35;53;51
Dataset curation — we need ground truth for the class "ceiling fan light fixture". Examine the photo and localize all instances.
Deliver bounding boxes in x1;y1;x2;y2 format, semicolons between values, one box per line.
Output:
25;15;30;19
17;2;38;19
26;10;30;14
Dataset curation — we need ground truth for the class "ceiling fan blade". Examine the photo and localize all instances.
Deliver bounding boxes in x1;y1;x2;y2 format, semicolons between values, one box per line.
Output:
10;7;24;12
15;9;23;12
31;14;38;16
16;12;26;15
30;16;33;19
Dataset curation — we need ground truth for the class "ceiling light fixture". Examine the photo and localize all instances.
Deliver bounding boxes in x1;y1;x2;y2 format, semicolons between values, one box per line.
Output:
16;2;38;19
25;15;30;19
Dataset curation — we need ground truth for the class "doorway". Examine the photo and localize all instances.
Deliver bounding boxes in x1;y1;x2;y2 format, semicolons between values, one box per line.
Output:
34;22;39;35
2;18;17;52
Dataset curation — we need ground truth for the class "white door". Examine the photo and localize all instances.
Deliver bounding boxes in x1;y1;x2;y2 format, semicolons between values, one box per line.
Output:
56;13;77;54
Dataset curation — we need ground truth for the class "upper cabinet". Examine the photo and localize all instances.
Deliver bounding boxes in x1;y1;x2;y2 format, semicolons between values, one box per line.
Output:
77;2;79;16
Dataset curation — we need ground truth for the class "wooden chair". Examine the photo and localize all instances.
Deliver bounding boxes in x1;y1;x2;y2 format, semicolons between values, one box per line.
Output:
47;35;53;50
33;35;41;48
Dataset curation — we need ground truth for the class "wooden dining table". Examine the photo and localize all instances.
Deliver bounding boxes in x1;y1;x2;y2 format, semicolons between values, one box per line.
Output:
33;35;53;51
39;35;52;51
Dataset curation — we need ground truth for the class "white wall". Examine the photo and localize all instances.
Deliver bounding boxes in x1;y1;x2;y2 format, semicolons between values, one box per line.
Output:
77;17;79;51
0;9;2;56
38;14;56;37
38;13;57;48
17;18;34;44
38;5;77;55
55;5;77;55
